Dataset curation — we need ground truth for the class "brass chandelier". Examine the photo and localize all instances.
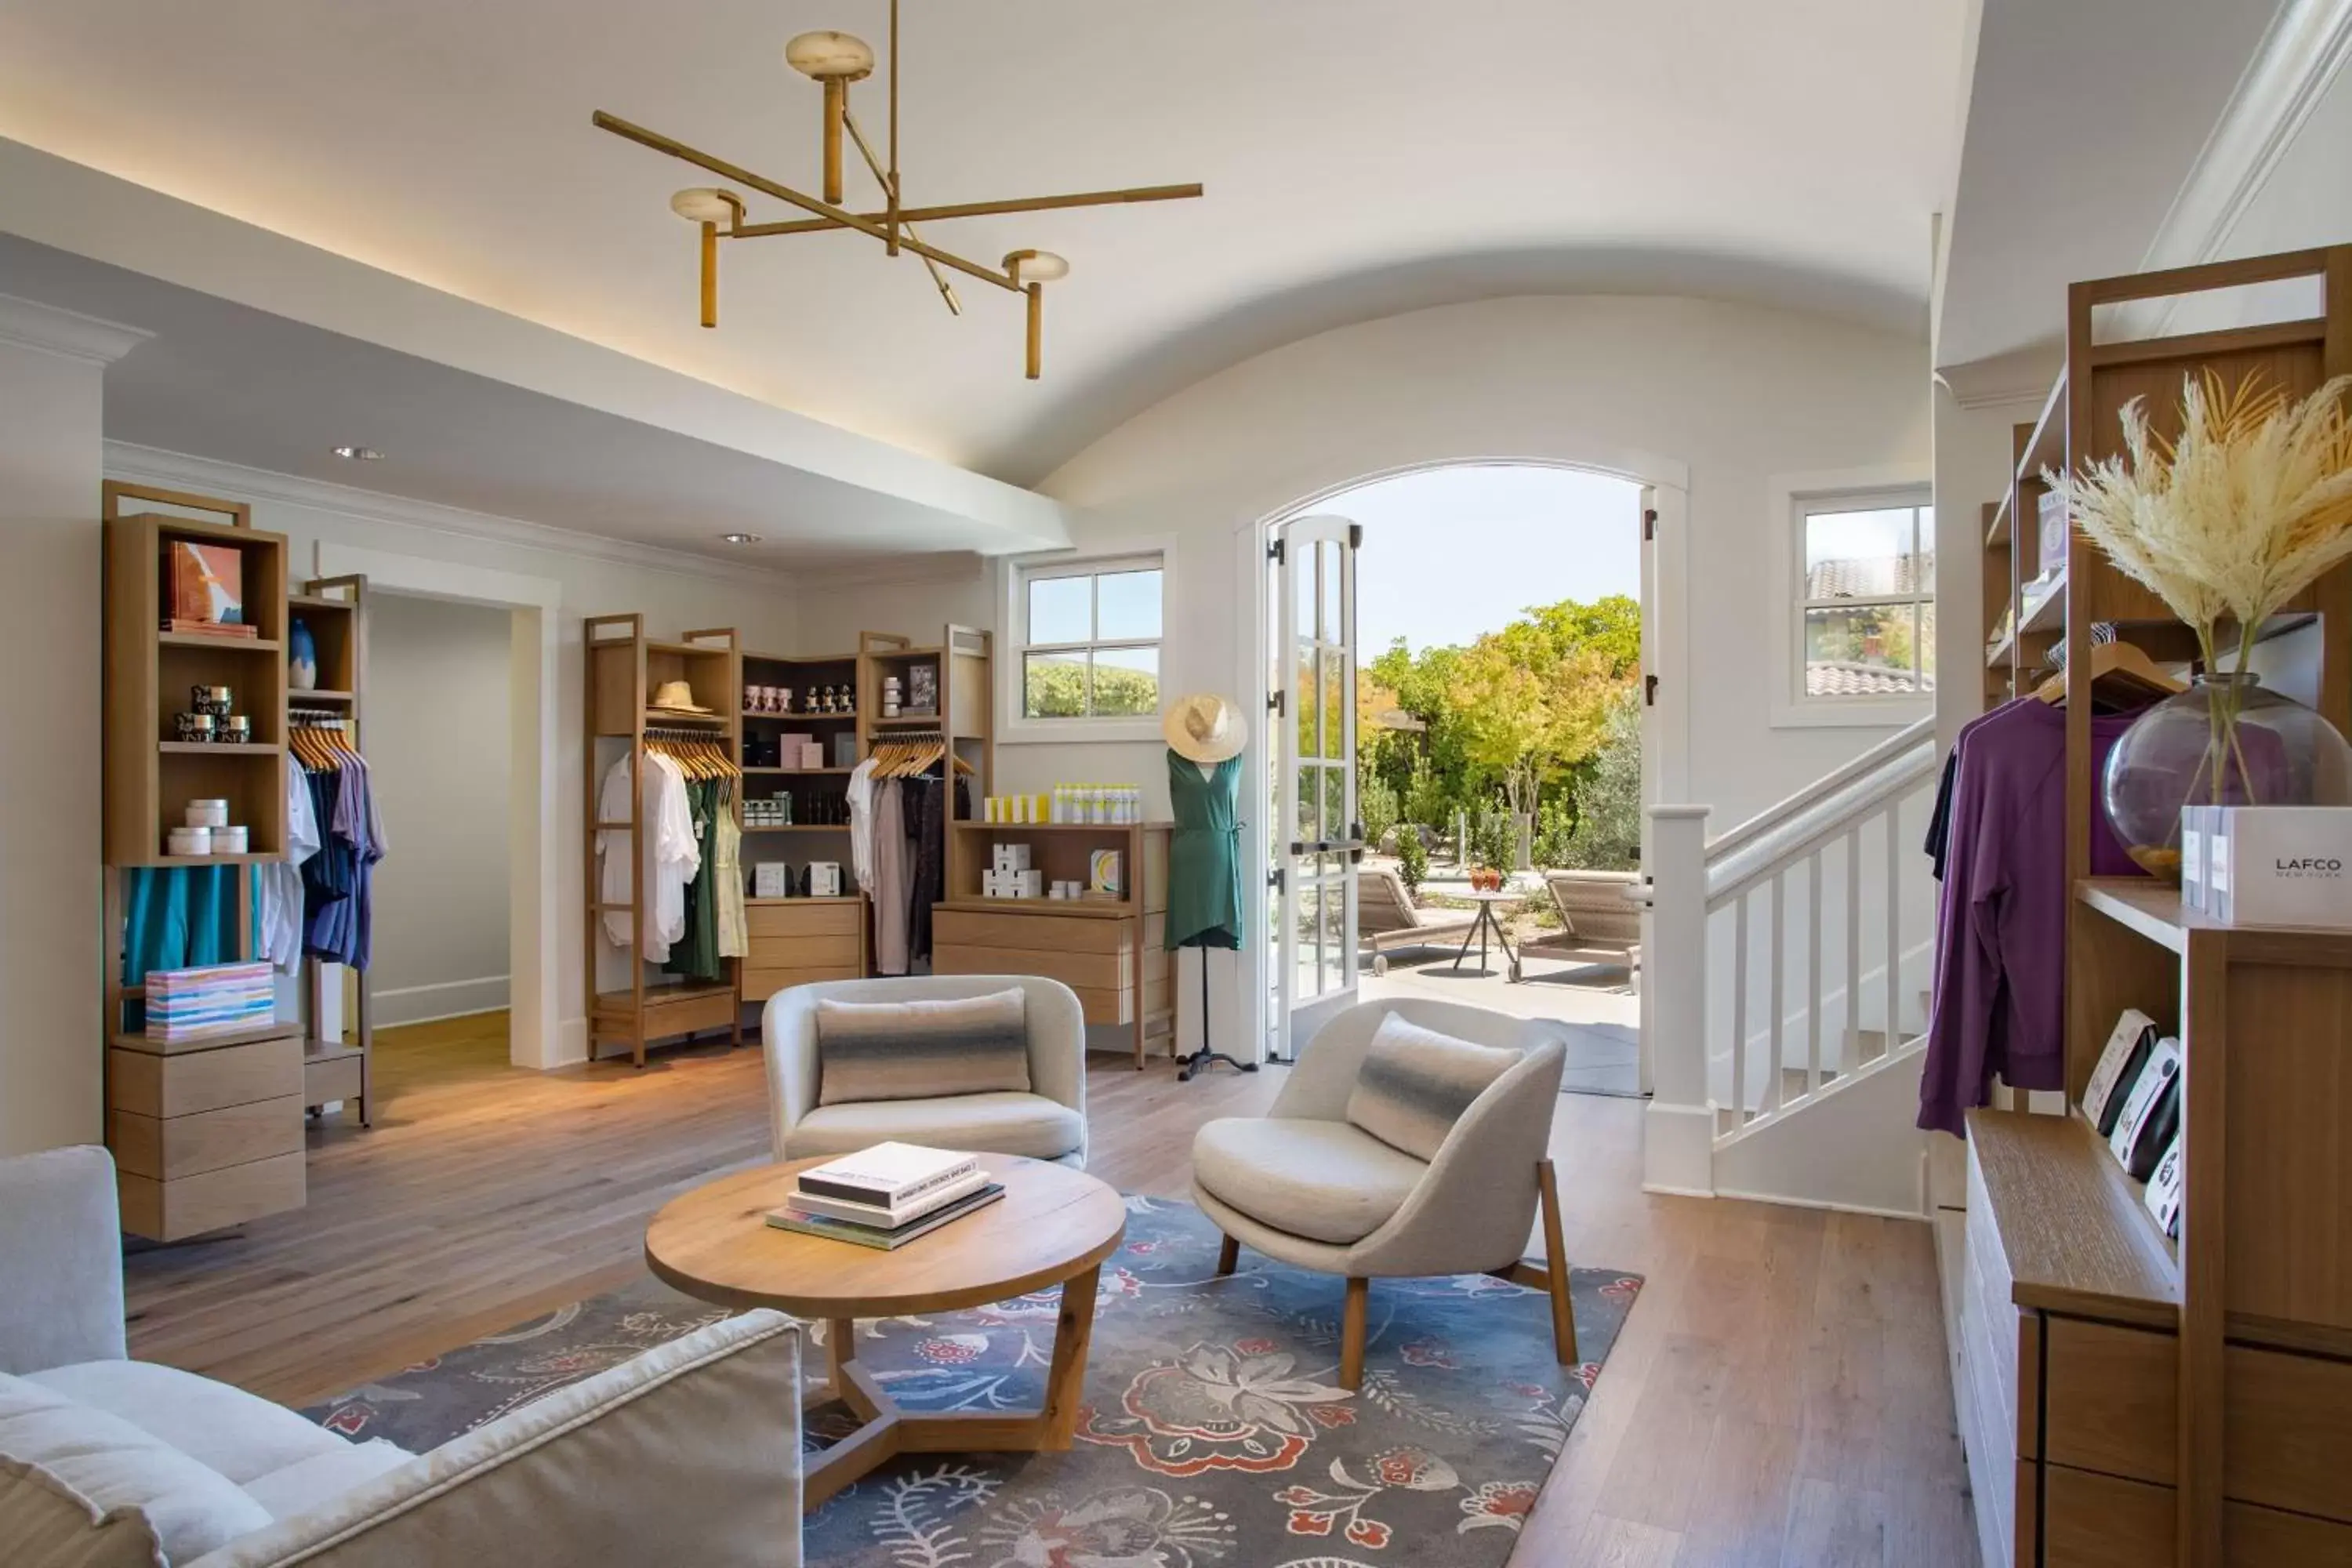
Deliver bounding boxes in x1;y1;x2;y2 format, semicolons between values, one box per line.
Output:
594;1;1202;379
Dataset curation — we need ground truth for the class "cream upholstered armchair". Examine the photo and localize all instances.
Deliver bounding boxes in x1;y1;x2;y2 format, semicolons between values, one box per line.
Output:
764;975;1089;1168
1190;998;1573;1388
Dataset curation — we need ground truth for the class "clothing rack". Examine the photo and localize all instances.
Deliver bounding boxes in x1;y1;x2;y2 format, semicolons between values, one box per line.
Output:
289;575;375;1128
583;615;744;1067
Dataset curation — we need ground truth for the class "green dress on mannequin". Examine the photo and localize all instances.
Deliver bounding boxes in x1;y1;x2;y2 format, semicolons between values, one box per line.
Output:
1167;750;1243;950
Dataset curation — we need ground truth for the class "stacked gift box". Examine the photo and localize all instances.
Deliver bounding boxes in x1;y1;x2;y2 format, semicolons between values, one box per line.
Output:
145;961;275;1041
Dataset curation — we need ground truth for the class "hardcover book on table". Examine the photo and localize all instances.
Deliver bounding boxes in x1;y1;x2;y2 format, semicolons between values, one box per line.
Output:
794;1142;978;1207
766;1182;1005;1250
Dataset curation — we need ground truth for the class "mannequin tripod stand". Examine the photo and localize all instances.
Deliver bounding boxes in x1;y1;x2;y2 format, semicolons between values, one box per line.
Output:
1174;944;1256;1082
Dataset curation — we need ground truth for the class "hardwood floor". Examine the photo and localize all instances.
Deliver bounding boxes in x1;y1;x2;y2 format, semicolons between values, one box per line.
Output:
122;1011;1976;1567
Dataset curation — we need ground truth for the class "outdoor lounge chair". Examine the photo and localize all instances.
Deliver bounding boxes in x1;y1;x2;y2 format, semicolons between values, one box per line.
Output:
1515;869;1643;980
1357;865;1479;975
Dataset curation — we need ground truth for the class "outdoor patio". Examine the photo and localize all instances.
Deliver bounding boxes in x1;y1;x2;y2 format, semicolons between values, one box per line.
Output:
1356;874;1641;1098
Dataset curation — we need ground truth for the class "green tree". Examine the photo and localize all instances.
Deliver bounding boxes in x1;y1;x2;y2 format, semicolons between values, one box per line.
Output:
1564;687;1642;869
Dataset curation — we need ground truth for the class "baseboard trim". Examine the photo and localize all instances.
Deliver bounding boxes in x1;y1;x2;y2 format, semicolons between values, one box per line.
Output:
1708;1185;1933;1222
373;975;510;1029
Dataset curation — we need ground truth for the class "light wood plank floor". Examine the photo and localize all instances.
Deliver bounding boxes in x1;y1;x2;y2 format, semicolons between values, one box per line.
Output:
122;1011;1976;1567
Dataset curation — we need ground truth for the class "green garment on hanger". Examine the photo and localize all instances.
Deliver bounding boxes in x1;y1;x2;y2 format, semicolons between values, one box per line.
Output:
664;779;723;982
1167;750;1243;950
119;866;245;1029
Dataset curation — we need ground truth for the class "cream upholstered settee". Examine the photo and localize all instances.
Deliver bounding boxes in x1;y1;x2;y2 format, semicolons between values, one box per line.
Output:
763;975;1089;1168
0;1146;804;1567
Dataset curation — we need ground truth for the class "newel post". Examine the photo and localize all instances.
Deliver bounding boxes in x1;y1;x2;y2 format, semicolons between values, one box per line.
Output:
1643;804;1715;1196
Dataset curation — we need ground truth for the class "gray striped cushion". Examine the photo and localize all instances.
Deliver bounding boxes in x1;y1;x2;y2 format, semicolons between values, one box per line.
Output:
815;989;1032;1106
1345;1014;1519;1161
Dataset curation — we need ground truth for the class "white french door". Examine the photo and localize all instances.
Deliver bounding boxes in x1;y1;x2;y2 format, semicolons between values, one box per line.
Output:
1274;514;1362;1061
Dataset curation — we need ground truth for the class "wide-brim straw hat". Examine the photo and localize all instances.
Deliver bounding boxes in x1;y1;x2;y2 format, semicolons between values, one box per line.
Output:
648;679;713;714
1163;693;1247;763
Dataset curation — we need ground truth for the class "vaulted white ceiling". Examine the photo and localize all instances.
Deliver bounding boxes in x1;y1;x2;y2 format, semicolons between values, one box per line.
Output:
0;0;1969;488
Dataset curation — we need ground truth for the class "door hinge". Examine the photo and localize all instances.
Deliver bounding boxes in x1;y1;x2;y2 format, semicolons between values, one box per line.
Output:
1269;690;1285;717
1643;508;1658;541
1348;522;1363;549
1645;673;1659;707
1268;867;1285;893
1268;537;1285;564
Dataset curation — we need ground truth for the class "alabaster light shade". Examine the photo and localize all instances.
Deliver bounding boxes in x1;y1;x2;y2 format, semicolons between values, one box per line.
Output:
670;187;742;223
1005;249;1070;285
784;30;875;81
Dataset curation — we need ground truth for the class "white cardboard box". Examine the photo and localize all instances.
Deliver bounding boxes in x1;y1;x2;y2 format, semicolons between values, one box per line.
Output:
991;843;1033;873
808;861;842;898
2179;804;2212;913
753;862;789;899
2209;805;2352;928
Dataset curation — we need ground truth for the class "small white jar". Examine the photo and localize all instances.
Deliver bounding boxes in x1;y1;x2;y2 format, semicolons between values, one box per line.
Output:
168;826;212;856
216;825;249;854
185;799;230;829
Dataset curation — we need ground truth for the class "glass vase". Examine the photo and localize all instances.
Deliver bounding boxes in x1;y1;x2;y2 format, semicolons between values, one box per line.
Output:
287;617;318;692
2103;673;2352;880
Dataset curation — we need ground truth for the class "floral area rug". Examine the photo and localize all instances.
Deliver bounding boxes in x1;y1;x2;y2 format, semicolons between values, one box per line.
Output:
303;1195;1641;1568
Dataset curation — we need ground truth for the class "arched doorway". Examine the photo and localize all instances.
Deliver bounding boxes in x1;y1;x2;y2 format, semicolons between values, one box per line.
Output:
1253;461;1673;1091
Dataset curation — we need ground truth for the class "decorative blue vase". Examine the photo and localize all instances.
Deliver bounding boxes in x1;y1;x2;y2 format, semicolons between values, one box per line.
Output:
288;618;318;691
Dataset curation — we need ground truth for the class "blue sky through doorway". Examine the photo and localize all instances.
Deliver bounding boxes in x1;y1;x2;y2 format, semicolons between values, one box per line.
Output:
1323;464;1642;655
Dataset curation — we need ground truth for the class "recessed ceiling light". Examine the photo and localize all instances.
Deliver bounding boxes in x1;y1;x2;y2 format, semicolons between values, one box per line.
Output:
720;532;763;545
330;445;384;460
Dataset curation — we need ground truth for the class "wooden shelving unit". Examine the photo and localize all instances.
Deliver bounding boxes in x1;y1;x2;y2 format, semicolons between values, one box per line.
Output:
100;481;306;1241
737;647;866;1005
1954;247;2352;1568
290;575;373;1125
583;616;743;1065
935;820;1174;1067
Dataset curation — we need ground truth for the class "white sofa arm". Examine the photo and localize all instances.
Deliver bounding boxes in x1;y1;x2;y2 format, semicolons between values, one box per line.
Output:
0;1147;128;1375
184;1312;804;1568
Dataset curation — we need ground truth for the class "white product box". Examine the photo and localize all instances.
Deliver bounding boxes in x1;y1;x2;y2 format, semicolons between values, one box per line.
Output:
982;869;1043;898
2208;806;2352;928
753;862;789;898
992;843;1033;873
808;861;843;898
2179;804;2212;913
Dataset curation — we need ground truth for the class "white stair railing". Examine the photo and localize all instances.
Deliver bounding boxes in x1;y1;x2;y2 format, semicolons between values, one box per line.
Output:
1642;718;1940;1198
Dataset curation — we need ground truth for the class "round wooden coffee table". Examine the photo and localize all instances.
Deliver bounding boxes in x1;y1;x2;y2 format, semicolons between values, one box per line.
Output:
644;1152;1127;1509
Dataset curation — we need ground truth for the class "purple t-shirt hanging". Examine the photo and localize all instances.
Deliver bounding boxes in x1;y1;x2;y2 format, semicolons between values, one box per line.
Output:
1916;699;2144;1135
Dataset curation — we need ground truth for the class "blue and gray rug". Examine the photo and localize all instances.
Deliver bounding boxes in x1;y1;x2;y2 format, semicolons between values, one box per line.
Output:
306;1195;1641;1568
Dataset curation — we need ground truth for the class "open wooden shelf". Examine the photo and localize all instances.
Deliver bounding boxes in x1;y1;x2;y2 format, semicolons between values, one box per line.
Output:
158;742;281;756
935;896;1137;917
1967;1105;2179;1329
158;632;280;652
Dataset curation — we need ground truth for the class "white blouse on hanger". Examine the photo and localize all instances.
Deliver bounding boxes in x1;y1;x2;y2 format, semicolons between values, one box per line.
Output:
257;758;322;974
846;757;879;894
597;753;699;960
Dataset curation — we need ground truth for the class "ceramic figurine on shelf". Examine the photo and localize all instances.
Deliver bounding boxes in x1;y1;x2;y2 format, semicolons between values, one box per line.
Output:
288;618;318;691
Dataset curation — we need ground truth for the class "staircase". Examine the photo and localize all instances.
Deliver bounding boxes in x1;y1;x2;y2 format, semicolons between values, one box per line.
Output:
1642;717;1942;1217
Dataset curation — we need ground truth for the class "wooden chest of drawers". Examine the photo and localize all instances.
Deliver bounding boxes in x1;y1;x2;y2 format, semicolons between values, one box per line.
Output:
742;895;867;1003
1955;1109;2352;1568
931;825;1175;1067
107;1023;306;1241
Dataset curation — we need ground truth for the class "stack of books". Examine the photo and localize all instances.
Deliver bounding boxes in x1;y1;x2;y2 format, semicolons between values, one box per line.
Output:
158;619;260;640
766;1142;1003;1250
146;961;274;1040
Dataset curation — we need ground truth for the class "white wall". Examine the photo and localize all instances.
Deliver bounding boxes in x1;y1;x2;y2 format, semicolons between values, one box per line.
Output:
364;591;515;1027
0;307;122;1154
801;294;1935;1057
103;446;797;1067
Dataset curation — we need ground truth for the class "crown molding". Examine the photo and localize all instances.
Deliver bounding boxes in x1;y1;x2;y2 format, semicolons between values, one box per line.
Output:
2126;0;2352;332
0;292;153;366
102;441;799;587
1936;341;2064;412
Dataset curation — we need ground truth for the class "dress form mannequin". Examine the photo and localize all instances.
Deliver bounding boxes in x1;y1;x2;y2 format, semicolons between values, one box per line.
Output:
1163;695;1256;1082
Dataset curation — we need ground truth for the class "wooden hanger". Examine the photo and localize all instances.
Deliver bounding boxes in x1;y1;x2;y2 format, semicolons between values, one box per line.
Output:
2034;641;2186;710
